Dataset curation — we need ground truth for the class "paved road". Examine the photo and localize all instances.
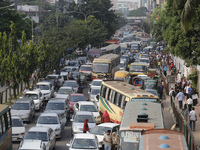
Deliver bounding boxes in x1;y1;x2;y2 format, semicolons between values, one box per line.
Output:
13;81;90;150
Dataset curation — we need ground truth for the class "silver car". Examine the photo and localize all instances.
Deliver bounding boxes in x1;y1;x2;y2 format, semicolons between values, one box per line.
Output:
63;80;78;92
71;111;96;135
12;116;26;141
88;87;100;102
66;134;101;150
55;87;74;99
18;140;46;150
36;113;62;138
22;127;56;150
11;98;35;122
45;74;64;86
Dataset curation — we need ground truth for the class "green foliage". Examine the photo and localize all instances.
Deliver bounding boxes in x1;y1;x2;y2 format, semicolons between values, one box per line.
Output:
188;69;198;90
128;7;147;17
140;21;150;34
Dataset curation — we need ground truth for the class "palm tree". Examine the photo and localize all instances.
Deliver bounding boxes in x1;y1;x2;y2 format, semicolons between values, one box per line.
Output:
173;0;200;32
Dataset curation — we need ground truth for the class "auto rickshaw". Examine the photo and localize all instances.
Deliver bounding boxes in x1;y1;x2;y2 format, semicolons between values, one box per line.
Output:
114;71;130;82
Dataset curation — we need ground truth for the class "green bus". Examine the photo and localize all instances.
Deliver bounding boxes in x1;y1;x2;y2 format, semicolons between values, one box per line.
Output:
0;104;12;150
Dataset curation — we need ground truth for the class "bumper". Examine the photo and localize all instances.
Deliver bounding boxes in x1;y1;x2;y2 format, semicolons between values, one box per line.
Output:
55;130;61;138
21;116;30;122
12;135;24;141
34;103;40;110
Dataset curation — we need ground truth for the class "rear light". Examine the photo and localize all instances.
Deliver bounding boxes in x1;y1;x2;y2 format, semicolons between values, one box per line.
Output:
150;95;154;97
137;95;141;97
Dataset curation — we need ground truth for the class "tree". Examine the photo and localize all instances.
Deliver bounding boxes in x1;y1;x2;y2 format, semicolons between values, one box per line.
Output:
128;7;147;17
140;21;150;34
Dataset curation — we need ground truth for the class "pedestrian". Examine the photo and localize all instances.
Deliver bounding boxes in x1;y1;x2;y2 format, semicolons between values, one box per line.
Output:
54;78;60;92
189;107;197;131
176;89;185;109
163;65;167;76
157;60;161;70
184;84;190;99
103;130;112;150
83;119;89;133
169;87;175;99
177;72;182;83
23;86;29;95
35;85;41;92
188;84;193;97
187;95;193;112
171;123;178;131
53;69;56;75
111;132;118;150
102;110;110;123
192;88;198;106
158;83;164;100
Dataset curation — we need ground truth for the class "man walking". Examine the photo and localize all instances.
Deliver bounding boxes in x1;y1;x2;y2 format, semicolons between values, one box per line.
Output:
158;83;164;100
103;130;112;150
176;89;185;109
189;107;197;131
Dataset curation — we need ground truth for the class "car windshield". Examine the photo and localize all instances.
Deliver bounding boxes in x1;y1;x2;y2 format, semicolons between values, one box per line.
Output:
68;62;78;66
72;139;97;149
45;76;57;80
74;115;95;123
80;105;98;112
38;85;50;90
120;63;124;68
80;66;91;71
58;88;72;94
146;90;158;96
12;103;29;110
12;118;23;127
130;65;145;72
24;94;38;100
93;63;110;73
61;68;71;72
38;116;59;124
24;131;48;141
90;126;111;135
70;95;85;102
91;89;100;95
46;103;65;110
63;81;78;87
140;59;149;63
92;81;102;86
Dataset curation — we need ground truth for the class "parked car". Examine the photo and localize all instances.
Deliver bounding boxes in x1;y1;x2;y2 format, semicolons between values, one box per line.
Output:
73;102;101;124
23;91;43;110
44;98;70;124
36;113;62;138
12;116;26;141
79;65;92;80
11;98;35;122
66;134;101;150
22;126;56;150
67;93;86;112
18;140;46;150
71;111;96;135
55;87;74;99
45;74;64;86
90;123;120;148
63;80;78;92
36;82;54;101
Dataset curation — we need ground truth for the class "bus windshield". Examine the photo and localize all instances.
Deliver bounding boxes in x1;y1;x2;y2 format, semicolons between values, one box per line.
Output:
93;63;110;73
120;131;140;150
130;65;145;72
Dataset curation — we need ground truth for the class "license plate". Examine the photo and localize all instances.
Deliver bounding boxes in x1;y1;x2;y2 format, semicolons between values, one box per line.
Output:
12;138;17;141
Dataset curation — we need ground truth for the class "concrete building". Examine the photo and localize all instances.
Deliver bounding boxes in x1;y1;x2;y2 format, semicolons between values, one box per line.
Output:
117;3;129;17
17;5;40;23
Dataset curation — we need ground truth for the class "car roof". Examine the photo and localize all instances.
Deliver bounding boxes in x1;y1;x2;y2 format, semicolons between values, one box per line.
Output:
39;113;58;117
47;74;59;76
37;82;50;85
11;116;23;120
70;93;84;96
28;126;50;132
77;101;95;105
48;99;65;103
59;87;72;89
20;140;43;149
74;133;96;139
76;111;93;115
25;91;40;94
16;98;32;103
97;123;120;128
92;79;102;82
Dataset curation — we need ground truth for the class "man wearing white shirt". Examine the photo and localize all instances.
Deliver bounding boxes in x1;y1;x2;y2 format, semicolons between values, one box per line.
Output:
189;107;197;131
187;95;193;112
184;84;190;99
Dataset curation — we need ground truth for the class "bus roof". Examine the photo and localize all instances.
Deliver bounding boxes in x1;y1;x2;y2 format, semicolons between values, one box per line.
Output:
120;101;164;131
114;71;129;78
105;44;120;51
102;80;159;99
0;104;9;115
139;129;188;150
93;54;120;63
130;62;147;66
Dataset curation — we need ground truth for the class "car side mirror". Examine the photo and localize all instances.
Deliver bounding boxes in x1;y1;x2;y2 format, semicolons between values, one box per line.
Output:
89;84;91;86
96;95;99;101
66;143;70;147
70;119;73;122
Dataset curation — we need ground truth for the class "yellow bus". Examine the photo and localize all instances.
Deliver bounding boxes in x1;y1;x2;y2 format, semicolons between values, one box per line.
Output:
129;62;147;76
98;80;159;124
92;54;120;80
114;70;130;82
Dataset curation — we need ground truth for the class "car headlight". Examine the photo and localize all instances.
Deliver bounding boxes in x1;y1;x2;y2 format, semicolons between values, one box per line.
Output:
99;141;103;145
55;126;61;131
24;113;29;117
44;93;50;96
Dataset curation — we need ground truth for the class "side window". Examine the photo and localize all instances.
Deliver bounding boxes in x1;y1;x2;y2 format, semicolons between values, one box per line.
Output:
112;126;119;135
121;96;126;109
0;117;2;136
7;111;11;128
109;90;113;101
106;88;111;100
102;86;107;98
118;94;123;107
113;92;119;105
1;116;5;134
76;103;79;109
111;91;116;103
100;85;104;97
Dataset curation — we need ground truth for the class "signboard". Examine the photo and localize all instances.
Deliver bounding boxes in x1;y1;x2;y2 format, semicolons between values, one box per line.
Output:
132;98;157;102
167;75;175;83
120;131;141;143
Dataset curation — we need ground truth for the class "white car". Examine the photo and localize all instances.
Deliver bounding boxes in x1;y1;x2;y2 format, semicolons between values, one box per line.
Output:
71;111;96;135
90;79;102;89
73;102;101;124
88;87;100;103
36;82;54;101
66;134;101;150
12;116;26;141
63;80;78;92
55;87;74;98
23;127;56;150
18;140;46;150
36;113;62;138
24;91;43;110
45;74;64;86
90;123;120;148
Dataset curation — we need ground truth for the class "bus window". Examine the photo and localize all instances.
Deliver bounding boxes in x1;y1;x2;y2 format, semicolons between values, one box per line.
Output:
114;93;120;106
111;91;116;103
1;116;5;134
106;88;111;100
109;90;113;101
100;85;107;98
7;111;11;128
121;96;126;109
0;117;2;136
118;94;123;107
